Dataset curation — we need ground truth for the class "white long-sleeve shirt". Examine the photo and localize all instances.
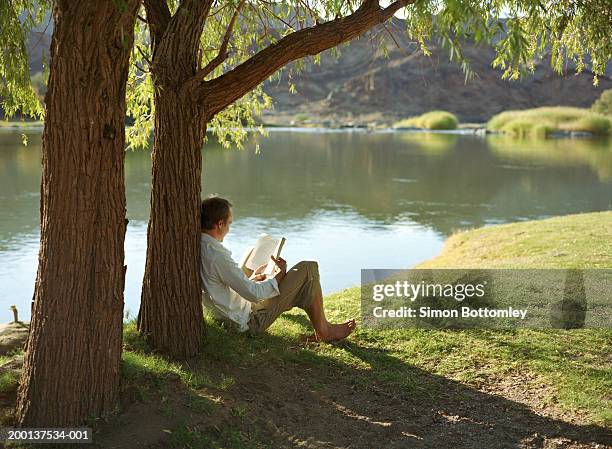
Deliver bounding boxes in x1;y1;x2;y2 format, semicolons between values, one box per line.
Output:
199;233;280;331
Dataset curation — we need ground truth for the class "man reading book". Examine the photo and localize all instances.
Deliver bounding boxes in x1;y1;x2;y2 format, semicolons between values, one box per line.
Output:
199;196;356;341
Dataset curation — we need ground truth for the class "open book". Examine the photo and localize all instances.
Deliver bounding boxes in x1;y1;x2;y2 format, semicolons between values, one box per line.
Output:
239;233;286;276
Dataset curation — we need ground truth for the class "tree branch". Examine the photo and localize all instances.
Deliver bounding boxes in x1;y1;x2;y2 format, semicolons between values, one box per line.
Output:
198;0;413;116
361;0;380;11
152;0;216;82
136;44;153;67
297;0;321;26
170;0;215;31
192;0;245;81
143;0;171;51
257;0;298;32
383;21;406;55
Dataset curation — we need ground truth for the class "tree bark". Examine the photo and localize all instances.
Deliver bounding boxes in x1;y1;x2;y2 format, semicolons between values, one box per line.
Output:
138;0;211;359
137;90;207;358
16;0;139;427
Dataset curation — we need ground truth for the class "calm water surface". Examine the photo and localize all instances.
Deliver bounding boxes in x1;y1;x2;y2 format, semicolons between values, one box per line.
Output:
1;129;611;320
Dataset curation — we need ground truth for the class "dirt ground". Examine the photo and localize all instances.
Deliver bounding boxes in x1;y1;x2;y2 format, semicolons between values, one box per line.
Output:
89;344;612;449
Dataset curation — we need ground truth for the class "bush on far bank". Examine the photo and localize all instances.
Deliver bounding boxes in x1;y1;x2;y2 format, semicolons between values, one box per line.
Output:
591;89;612;116
487;106;612;138
394;110;459;130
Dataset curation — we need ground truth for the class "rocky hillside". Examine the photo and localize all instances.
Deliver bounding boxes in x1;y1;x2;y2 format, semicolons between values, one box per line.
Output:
262;20;612;125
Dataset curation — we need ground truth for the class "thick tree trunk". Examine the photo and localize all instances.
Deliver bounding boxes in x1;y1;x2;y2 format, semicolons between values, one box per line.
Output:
138;85;207;359
16;1;138;427
136;0;408;359
138;0;210;359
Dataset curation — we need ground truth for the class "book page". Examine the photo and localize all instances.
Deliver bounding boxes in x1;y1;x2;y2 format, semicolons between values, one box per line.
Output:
244;234;280;270
238;246;254;275
263;237;286;276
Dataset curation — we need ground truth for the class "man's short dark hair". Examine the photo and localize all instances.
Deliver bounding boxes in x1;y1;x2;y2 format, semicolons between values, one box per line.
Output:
200;196;232;230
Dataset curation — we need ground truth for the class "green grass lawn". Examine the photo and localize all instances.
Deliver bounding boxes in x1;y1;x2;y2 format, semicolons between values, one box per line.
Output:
418;211;612;270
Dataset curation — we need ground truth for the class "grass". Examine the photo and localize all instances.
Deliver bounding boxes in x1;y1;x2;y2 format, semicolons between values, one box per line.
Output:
0;212;610;446
285;211;610;425
293;113;310;124
394;110;459;130
122;321;231;393
0;370;20;395
487;107;612;137
591;89;612;116
413;211;612;423
308;296;612;425
418;210;612;269
0;349;23;396
114;212;611;432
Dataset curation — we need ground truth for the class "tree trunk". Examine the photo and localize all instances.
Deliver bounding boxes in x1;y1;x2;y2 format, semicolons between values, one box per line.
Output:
138;85;207;359
16;0;138;427
135;0;411;360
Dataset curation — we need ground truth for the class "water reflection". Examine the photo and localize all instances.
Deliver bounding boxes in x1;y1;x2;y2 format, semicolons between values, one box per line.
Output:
488;135;612;182
0;130;610;319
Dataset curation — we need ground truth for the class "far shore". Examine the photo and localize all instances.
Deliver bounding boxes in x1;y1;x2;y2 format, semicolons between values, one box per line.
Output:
1;120;608;139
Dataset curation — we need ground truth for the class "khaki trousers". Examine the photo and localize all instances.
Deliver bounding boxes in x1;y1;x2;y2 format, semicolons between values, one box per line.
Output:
247;260;320;335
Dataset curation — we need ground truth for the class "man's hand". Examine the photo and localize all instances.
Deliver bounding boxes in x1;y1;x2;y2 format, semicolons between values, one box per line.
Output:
249;262;268;282
253;262;267;275
271;256;287;283
250;273;266;281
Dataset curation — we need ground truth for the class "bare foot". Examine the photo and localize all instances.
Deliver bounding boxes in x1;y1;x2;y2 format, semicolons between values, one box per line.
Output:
316;319;356;342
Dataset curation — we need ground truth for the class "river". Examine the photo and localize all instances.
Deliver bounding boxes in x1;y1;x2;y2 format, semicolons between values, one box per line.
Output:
1;129;610;320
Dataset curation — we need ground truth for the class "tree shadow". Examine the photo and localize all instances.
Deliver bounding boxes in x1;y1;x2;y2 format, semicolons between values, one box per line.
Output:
90;315;611;449
268;313;612;448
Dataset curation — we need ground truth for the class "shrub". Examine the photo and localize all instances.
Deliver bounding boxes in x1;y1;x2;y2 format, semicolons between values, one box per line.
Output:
591;89;612;116
561;115;612;135
30;71;48;98
294;113;309;123
487;111;521;131
531;123;555;139
500;119;555;138
500;119;536;138
394;110;458;130
421;111;459;130
487;107;612;137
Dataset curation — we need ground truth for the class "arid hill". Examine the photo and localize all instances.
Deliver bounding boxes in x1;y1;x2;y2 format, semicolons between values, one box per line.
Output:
261;21;612;125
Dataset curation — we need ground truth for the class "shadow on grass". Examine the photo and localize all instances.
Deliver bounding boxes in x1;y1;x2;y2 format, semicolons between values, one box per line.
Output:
263;314;612;448
91;318;612;449
333;341;610;448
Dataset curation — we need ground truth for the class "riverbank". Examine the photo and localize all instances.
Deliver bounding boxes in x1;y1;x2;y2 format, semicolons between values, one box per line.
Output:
0;117;477;132
1;212;610;448
0;120;43;130
3;118;606;139
418;210;612;269
4;110;612;138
